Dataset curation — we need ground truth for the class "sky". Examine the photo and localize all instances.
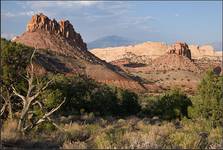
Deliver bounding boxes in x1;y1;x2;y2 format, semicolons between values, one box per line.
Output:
1;1;222;45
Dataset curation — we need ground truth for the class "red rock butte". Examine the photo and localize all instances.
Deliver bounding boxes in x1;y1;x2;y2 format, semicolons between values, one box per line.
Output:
26;13;87;51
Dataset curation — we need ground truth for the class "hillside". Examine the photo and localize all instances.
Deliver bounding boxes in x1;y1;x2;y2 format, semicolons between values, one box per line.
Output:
106;42;222;94
12;13;145;91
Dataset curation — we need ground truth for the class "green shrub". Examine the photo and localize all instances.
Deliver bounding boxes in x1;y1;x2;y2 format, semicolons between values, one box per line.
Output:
36;122;56;133
1;38;34;119
120;90;141;115
143;89;192;120
1;38;33;86
44;74;140;116
189;70;223;127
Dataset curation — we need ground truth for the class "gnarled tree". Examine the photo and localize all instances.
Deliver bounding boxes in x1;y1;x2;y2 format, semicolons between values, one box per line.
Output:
11;49;65;132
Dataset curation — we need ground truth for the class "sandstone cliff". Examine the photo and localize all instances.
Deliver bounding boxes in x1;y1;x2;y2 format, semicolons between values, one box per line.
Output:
91;42;168;62
91;41;221;62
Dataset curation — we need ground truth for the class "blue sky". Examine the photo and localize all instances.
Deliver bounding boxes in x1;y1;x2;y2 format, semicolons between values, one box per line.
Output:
1;1;222;45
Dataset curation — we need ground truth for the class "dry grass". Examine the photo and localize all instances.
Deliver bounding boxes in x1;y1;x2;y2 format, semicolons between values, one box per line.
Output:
1;119;20;141
2;117;222;149
122;131;160;149
62;140;87;149
63;122;83;133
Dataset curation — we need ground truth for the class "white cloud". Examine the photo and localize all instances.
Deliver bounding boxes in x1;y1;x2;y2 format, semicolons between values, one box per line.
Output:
25;1;54;9
19;11;35;16
26;1;99;10
77;1;98;6
25;1;128;17
118;16;156;28
1;11;35;18
175;13;180;17
1;10;56;18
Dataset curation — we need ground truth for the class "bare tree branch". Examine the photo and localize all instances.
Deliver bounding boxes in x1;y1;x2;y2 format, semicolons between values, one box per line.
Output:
35;98;65;125
46;117;64;131
29;79;53;102
0;95;7;116
25;48;38;98
0;103;7;116
11;48;65;132
24;98;66;131
0;94;6;102
26;81;34;98
11;85;25;103
32;101;43;108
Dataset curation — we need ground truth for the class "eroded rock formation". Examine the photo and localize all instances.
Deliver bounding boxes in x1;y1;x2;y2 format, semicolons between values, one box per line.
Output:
167;42;191;59
26;13;87;51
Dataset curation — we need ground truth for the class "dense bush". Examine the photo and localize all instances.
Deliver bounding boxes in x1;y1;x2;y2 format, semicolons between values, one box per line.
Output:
142;89;192;120
1;38;33;85
189;70;223;127
120;90;141;115
1;38;34;119
42;74;141;116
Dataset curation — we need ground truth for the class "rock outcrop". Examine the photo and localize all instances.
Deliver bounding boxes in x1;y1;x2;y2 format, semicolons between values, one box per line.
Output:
167;42;191;59
26;13;87;51
150;54;200;72
13;13;145;91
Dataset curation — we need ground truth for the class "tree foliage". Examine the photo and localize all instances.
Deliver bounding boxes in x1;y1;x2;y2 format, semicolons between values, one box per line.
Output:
1;38;34;119
191;70;223;127
1;38;33;86
43;74;141;116
143;89;192;120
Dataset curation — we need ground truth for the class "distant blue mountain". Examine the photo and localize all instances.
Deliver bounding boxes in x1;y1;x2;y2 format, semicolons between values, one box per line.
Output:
87;35;136;49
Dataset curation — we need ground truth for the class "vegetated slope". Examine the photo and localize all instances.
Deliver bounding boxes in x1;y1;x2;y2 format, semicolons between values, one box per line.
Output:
13;13;145;91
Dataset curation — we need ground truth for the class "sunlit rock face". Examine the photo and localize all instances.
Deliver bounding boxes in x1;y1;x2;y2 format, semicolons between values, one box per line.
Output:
26;13;87;51
167;42;191;60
